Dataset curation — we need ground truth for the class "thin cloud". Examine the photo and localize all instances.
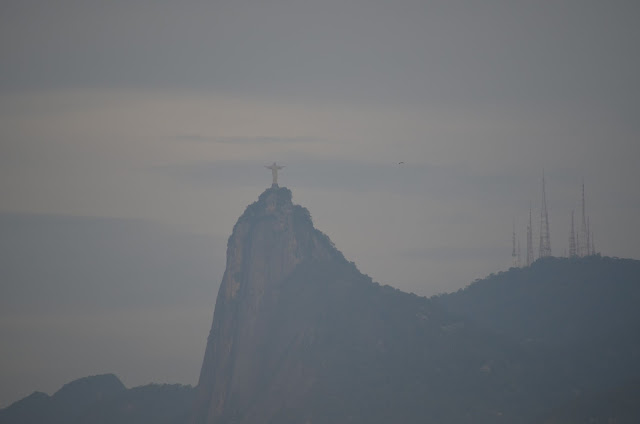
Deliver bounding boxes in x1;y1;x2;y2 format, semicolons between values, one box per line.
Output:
176;135;320;144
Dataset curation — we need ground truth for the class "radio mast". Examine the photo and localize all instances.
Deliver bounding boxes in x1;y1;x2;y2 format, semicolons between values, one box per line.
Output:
538;173;552;258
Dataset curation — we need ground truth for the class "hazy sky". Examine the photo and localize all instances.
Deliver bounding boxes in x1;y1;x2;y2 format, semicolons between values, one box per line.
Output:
1;0;639;407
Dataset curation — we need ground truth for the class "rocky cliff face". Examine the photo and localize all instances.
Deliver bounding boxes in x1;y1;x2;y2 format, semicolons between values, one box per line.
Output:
192;187;540;424
192;187;535;424
5;189;639;423
192;187;347;424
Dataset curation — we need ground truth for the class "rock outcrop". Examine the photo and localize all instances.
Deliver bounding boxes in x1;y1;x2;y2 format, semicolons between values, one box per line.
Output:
192;187;640;424
5;187;639;423
192;187;517;424
193;187;347;424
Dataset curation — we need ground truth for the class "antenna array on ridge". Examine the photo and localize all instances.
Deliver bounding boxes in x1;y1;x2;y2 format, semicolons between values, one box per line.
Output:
515;176;599;267
577;179;595;257
538;173;552;258
512;220;517;267
526;206;534;266
569;210;577;257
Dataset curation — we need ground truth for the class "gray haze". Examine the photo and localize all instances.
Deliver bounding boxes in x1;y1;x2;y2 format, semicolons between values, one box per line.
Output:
1;0;639;407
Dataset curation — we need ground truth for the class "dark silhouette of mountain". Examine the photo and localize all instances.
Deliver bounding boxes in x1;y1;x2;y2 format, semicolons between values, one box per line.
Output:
49;373;126;422
193;187;555;423
73;383;194;424
0;374;194;424
437;256;640;346
3;187;639;423
0;391;51;424
0;374;126;424
436;255;640;407
193;187;640;423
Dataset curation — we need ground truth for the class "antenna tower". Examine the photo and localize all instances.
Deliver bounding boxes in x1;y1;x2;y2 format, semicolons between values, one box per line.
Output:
587;217;591;256
569;210;577;257
512;219;517;267
538;173;552;258
526;206;534;266
578;179;589;256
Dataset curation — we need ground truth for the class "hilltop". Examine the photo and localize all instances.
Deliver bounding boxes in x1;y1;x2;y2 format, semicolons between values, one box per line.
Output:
2;187;639;424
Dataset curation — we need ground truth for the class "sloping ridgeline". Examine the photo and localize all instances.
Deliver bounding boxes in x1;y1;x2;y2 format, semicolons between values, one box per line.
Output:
0;374;194;424
436;255;640;423
3;187;639;424
194;187;560;424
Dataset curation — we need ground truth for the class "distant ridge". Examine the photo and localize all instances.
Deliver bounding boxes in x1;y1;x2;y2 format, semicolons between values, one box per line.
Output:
193;187;640;423
0;374;194;424
3;187;639;424
436;255;640;411
438;255;640;346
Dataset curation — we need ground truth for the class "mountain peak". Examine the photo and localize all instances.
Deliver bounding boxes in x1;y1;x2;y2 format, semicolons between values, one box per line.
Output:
194;188;348;423
195;191;640;424
226;186;345;294
257;185;292;207
234;186;296;229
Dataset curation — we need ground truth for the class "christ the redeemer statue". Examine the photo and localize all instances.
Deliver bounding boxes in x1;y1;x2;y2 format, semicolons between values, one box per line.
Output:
266;162;284;187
